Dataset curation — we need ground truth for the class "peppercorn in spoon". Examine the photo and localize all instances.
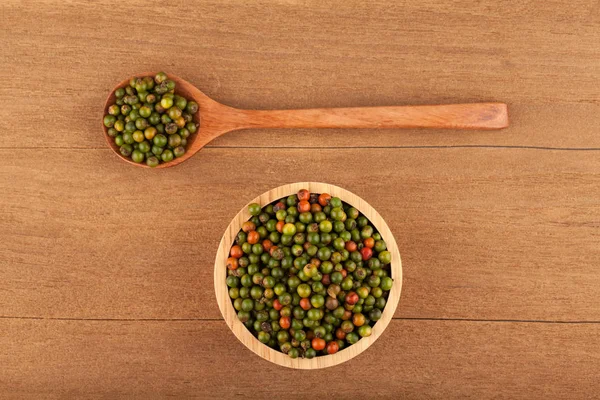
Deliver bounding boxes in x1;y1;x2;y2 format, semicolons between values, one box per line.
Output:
103;72;509;168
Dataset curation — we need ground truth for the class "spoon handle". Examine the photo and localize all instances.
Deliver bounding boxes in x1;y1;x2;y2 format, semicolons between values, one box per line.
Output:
237;102;508;130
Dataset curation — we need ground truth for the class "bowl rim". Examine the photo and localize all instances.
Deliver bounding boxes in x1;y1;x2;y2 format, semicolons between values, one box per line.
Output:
214;182;403;369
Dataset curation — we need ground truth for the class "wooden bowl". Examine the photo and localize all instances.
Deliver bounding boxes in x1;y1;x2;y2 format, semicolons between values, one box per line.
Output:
214;182;403;369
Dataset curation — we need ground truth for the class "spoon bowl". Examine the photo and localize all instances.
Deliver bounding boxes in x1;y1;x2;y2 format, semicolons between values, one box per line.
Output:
103;73;510;168
103;73;210;168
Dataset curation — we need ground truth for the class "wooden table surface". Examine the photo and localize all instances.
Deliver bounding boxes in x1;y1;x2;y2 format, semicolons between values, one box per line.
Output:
2;1;599;398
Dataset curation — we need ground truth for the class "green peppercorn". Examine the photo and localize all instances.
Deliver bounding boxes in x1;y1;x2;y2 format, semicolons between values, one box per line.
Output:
135;118;149;130
158;149;172;162
119;144;132;157
121;132;134;144
132;130;145;143
137;141;150;154
160;96;174;109
138;106;151;119
143;76;155;90
167;106;182;120
155;72;168;84
153;134;167;148
174;95;187;110
123;121;135;133
165;123;178;135
173;146;185;158
114;135;124;146
288;348;299;358
150;145;163;156
107;128;118;137
186;101;199;114
168;134;182;148
103;115;116;128
178;128;190;139
186;122;197;134
380;277;393;291
131;150;144;163
107;104;120;116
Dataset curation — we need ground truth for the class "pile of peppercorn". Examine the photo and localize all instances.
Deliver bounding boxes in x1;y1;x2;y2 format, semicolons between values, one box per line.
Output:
226;189;393;359
103;72;199;167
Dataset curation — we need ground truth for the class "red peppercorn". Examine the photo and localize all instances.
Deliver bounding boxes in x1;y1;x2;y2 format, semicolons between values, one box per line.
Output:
345;291;359;305
326;341;340;354
300;298;312;311
273;201;286;212
360;247;373;261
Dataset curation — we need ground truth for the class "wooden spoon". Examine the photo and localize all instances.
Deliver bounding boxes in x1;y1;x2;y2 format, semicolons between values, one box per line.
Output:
103;73;509;168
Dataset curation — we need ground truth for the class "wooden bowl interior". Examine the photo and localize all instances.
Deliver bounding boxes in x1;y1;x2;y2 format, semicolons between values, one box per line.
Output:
214;182;403;369
102;73;201;168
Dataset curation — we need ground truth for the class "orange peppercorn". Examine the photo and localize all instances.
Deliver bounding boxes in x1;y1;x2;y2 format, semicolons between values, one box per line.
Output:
262;239;273;252
326;341;340;354
230;245;243;258
242;221;256;233
345;241;357;252
226;257;238;270
247;231;260;244
279;316;291;329
276;220;285;233
310;203;322;213
297;189;310;202
312;337;326;351
297;200;310;213
318;193;331;207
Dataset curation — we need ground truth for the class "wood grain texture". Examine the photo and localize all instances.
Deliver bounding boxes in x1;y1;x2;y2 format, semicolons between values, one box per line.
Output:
214;182;402;368
1;1;600;149
1;148;598;321
1;319;599;399
1;0;599;396
235;103;509;130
